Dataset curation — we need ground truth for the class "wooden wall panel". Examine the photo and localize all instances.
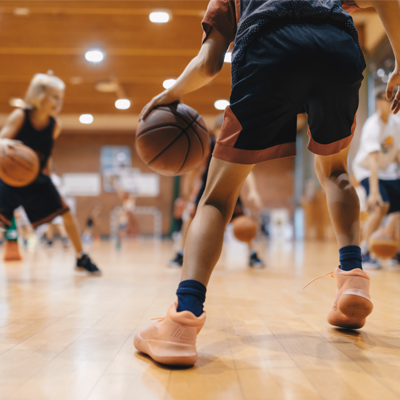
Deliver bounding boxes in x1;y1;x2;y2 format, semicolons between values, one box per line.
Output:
52;132;174;236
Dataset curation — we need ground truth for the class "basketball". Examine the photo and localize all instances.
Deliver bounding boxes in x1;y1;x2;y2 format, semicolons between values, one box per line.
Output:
233;216;258;243
369;230;399;259
0;142;40;187
136;102;209;176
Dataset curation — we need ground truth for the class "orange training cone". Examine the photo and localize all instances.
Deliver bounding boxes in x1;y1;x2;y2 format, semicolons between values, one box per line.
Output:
3;216;22;261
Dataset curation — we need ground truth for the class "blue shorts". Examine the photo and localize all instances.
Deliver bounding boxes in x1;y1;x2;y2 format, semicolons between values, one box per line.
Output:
360;178;400;214
214;23;364;164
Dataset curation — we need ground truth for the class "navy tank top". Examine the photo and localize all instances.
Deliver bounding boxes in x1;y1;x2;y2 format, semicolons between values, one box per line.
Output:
14;109;55;170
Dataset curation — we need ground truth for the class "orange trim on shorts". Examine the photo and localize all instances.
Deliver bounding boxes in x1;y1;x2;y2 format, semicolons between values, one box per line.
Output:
31;200;70;228
213;141;297;164
214;105;297;164
307;112;357;156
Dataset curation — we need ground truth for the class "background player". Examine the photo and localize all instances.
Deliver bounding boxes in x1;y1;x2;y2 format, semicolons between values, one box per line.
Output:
0;72;100;274
135;0;400;366
353;85;400;268
169;114;265;268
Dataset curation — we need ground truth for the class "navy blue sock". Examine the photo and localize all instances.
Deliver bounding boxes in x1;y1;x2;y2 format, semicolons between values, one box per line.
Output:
339;245;362;271
176;280;206;317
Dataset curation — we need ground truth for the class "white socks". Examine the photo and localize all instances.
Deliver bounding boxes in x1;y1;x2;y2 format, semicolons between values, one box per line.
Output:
361;240;368;256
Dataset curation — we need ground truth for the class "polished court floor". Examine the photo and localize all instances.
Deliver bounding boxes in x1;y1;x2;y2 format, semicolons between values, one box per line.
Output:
1;237;400;400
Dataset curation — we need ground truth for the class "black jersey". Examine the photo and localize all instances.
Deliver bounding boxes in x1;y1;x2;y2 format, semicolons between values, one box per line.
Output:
15;109;55;170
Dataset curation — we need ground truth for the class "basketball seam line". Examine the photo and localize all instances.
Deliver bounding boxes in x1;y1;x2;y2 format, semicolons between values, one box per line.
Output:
157;105;208;134
176;132;191;174
7;155;35;169
147;118;198;167
137;124;190;139
178;105;205;158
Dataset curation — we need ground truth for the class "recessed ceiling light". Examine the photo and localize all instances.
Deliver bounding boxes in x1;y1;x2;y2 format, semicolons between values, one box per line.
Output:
149;12;170;23
163;79;176;89
70;77;83;85
115;99;131;110
85;50;104;63
377;68;385;78
224;52;232;63
14;8;30;16
214;100;230;110
79;114;94;124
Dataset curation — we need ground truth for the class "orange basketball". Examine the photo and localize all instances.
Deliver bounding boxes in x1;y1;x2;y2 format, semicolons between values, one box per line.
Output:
233;216;258;243
0;142;40;187
369;231;399;259
136;102;209;176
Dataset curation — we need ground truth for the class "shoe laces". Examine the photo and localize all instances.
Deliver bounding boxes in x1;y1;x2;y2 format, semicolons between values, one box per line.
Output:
303;271;334;289
151;316;165;322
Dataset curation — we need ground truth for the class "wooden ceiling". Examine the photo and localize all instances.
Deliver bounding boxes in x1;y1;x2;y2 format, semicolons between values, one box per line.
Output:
0;1;385;126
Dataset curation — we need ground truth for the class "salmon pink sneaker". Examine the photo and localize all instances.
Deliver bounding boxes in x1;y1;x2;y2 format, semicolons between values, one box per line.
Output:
134;299;206;366
304;266;373;329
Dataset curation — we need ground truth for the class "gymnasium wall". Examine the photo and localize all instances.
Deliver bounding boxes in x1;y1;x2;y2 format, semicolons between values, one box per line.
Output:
239;157;295;215
53;132;296;236
52;132;174;236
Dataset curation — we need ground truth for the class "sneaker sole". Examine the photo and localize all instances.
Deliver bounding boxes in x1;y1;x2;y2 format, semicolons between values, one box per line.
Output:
249;263;265;268
134;332;197;366
75;267;102;275
329;294;373;329
167;262;183;268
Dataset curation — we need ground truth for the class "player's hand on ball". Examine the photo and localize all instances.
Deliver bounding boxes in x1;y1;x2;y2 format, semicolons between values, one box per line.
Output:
139;91;180;122
0;139;21;156
367;192;384;210
387;63;400;114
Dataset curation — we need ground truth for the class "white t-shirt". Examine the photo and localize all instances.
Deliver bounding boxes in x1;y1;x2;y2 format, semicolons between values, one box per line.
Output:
353;113;400;182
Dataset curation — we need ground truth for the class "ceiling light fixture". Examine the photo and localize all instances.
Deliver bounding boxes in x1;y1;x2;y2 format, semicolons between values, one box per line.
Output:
79;114;94;124
13;8;30;16
85;50;104;63
163;79;176;89
149;12;170;23
115;99;131;110
214;100;230;110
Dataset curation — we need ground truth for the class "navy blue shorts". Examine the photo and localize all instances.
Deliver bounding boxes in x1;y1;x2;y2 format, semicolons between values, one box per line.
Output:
0;174;69;228
360;178;400;214
214;23;365;164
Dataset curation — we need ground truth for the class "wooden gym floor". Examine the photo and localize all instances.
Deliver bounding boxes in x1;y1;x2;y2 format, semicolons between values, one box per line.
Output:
1;238;400;400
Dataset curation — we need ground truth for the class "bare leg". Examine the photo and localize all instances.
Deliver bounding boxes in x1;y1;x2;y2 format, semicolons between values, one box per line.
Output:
46;223;54;242
315;145;360;247
181;158;254;286
381;212;400;238
62;211;83;253
180;216;193;250
362;204;389;243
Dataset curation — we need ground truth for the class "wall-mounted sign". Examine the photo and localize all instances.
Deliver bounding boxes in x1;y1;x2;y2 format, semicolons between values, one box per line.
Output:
63;173;101;196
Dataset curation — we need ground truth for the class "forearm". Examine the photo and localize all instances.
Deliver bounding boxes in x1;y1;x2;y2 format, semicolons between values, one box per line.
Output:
372;0;400;60
168;56;220;100
245;171;258;193
368;157;380;194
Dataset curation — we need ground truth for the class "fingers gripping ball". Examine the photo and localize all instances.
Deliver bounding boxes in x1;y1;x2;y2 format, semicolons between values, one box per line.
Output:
233;216;258;243
136;103;209;176
369;230;399;259
0;142;39;187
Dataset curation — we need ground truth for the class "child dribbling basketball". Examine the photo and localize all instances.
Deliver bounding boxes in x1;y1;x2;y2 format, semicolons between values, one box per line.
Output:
136;0;400;366
0;72;101;274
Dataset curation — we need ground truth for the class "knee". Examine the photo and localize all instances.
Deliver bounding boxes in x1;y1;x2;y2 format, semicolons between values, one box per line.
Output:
198;193;236;224
379;203;390;216
315;157;348;182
